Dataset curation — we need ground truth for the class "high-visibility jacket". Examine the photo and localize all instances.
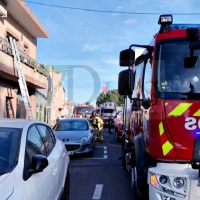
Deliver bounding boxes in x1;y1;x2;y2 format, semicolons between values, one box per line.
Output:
90;116;104;131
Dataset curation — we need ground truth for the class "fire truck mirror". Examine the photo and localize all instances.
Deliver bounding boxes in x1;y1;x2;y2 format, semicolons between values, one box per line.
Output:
142;99;150;109
118;69;135;95
184;56;198;68
119;49;135;66
132;104;140;111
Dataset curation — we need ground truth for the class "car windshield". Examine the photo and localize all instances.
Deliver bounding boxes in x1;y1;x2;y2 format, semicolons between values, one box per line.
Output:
54;120;89;131
156;38;200;99
76;107;94;114
0;128;21;176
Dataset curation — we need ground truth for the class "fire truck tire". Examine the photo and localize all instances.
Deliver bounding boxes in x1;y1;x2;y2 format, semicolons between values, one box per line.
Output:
121;134;126;153
122;148;131;171
130;167;148;199
130;167;136;190
134;133;147;172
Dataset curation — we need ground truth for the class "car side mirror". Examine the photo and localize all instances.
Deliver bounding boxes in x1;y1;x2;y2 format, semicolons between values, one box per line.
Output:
28;155;48;174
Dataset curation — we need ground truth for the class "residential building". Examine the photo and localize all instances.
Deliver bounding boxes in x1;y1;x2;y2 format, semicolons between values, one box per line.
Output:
0;0;49;118
37;66;65;126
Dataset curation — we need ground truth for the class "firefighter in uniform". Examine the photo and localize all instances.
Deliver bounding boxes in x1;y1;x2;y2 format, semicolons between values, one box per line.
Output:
108;113;114;134
90;111;104;142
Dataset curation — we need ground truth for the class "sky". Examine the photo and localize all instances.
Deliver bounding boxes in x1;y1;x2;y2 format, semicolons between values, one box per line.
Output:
25;0;200;105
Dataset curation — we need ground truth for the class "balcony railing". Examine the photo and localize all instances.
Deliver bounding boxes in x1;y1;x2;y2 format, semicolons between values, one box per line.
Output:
0;36;49;77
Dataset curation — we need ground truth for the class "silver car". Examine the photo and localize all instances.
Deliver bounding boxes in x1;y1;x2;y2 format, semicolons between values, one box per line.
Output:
53;118;95;156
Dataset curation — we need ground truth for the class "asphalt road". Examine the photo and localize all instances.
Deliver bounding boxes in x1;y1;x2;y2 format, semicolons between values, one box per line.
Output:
69;128;136;200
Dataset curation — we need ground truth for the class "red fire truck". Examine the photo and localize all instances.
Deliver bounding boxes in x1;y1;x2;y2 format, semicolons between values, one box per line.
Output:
73;103;94;118
118;14;200;200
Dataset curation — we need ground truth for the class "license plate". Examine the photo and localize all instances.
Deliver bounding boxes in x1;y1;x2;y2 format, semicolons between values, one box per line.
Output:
68;151;73;155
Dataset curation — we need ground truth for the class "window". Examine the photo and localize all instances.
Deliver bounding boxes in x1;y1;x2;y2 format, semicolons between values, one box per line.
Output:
26;125;46;158
77;107;94;114
132;63;143;99
24;125;46;181
54;120;89;131
0;128;21;175
36;125;55;155
6;32;18;43
155;38;200;99
143;59;152;99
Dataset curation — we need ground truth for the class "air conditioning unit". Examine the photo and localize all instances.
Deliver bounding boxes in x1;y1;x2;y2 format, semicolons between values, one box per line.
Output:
0;4;7;17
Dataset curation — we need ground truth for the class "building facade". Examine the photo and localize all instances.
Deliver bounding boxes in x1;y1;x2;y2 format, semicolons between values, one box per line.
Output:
0;0;49;118
35;66;65;126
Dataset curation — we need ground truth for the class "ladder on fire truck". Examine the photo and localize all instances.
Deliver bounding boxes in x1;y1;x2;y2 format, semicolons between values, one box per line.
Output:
9;37;33;119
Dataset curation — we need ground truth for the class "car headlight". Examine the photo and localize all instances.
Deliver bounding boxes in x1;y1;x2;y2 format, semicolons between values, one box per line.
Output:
173;177;184;189
77;136;90;144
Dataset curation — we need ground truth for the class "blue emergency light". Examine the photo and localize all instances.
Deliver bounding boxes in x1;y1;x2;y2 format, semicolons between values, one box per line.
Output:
195;131;200;135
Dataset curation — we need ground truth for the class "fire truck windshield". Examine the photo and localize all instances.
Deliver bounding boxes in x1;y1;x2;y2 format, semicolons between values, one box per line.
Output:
156;38;200;99
77;107;94;114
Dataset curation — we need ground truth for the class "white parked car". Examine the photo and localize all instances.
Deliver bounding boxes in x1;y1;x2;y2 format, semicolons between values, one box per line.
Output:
0;119;70;200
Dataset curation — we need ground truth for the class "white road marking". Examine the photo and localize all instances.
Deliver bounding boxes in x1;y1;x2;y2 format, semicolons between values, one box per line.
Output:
92;184;104;200
75;146;108;159
95;146;106;148
81;157;107;160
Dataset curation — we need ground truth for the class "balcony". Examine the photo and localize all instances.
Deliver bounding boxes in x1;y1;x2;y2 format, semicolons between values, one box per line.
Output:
0;36;48;88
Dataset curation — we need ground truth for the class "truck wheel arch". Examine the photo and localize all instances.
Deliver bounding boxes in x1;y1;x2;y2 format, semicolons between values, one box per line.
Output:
134;133;148;172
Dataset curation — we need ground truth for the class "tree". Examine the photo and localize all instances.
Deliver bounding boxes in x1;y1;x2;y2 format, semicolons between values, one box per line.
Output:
96;89;124;106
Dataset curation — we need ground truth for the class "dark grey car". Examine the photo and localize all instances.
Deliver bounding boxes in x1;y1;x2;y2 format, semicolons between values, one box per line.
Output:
53;118;95;156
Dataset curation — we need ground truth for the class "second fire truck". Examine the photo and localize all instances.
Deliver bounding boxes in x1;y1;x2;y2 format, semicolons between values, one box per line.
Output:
118;14;200;200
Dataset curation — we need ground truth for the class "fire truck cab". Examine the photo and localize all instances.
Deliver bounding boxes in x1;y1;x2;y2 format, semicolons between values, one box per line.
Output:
73;103;94;118
118;14;200;200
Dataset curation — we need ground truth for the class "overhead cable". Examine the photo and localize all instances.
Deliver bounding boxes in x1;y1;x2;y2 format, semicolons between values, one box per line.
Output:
23;1;200;15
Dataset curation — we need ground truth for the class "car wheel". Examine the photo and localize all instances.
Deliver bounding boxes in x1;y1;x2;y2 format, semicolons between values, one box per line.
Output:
115;129;120;141
60;167;70;200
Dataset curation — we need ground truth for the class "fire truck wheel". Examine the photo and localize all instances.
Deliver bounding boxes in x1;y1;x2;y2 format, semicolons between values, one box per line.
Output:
130;167;136;190
121;134;126;153
122;148;131;171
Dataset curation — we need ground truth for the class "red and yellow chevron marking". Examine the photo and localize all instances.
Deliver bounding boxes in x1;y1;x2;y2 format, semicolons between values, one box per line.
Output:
159;122;173;156
165;102;200;117
168;103;192;116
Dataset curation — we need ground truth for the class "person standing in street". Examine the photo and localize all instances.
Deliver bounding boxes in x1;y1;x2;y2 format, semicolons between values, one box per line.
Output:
108;114;113;134
90;111;104;142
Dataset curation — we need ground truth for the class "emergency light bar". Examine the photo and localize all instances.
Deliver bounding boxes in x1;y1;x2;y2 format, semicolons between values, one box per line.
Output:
170;24;200;30
158;14;173;25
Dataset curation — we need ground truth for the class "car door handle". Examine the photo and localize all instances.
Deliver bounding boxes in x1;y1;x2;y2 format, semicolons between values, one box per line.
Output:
52;168;57;176
62;152;65;157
